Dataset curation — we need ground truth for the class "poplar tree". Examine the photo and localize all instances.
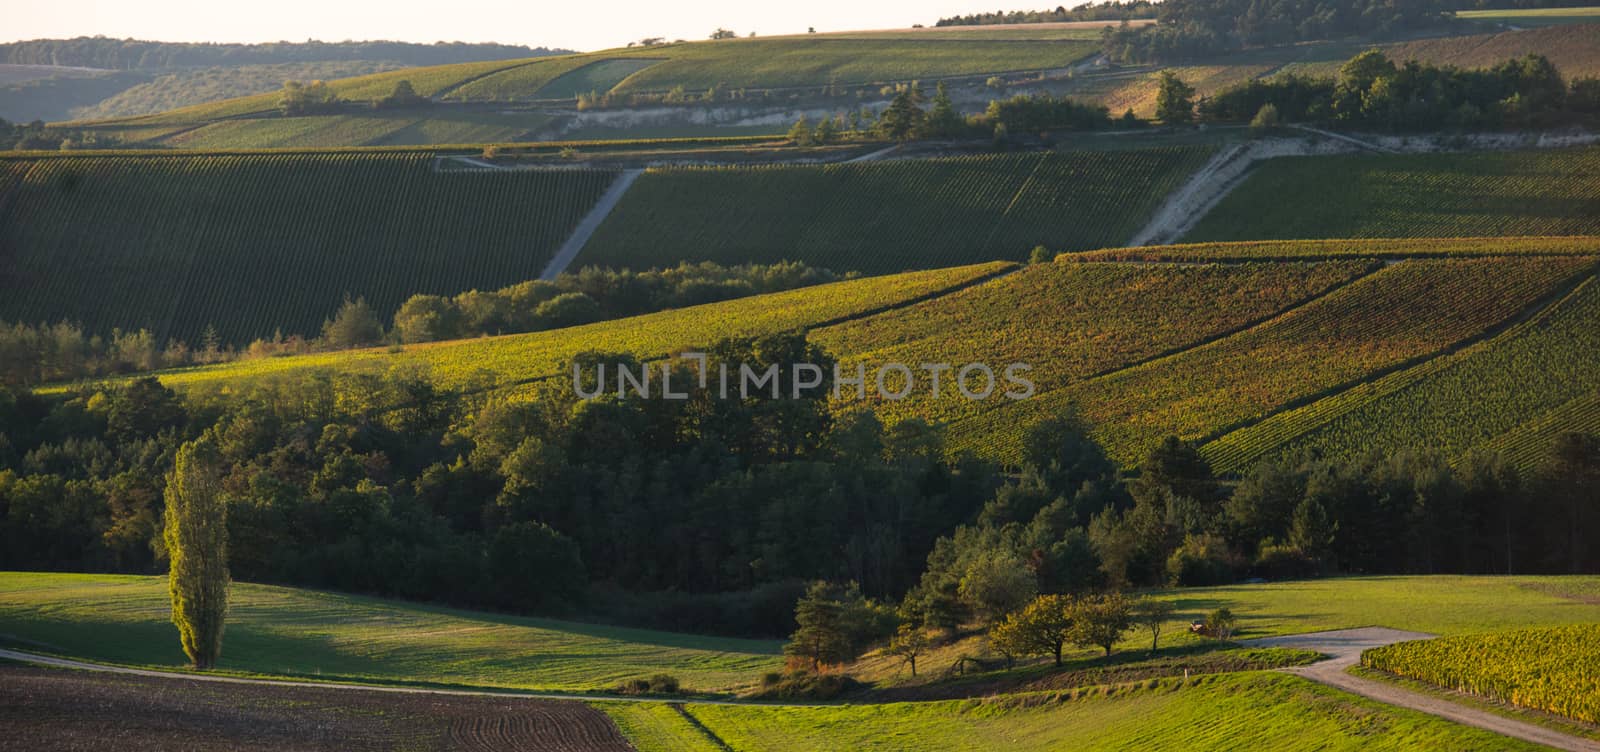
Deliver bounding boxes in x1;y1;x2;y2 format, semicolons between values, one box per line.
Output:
165;434;229;669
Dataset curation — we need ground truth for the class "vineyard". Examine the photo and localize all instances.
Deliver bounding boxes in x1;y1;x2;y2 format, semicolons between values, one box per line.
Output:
156;112;554;149
0;152;615;343
812;259;1375;428
1362;625;1600;725
946;256;1594;465
125;263;1012;392
580;147;1215;274
1185;147;1600;242
1073;236;1600;263
1202;268;1600;473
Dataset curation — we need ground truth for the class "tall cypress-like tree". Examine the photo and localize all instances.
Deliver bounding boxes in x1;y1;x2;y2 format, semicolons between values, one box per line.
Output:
165;434;229;669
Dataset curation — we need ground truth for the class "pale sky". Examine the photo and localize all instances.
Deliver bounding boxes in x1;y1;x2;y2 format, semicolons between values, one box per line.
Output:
6;0;1018;53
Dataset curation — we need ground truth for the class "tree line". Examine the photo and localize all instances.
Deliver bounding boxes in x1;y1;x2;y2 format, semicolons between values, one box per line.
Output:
1;335;1596;643
1101;0;1454;63
1192;50;1599;130
935;2;1158;26
0;261;844;387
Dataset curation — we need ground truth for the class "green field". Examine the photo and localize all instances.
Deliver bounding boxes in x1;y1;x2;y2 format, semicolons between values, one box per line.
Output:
1187;147;1600;243
0;572;781;692
580;147;1215;274
1363;624;1600;724
667;673;1547;751
0;152;613;343
5;572;1598;694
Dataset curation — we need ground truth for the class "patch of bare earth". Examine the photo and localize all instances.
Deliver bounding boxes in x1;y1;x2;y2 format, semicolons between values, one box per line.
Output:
0;664;633;752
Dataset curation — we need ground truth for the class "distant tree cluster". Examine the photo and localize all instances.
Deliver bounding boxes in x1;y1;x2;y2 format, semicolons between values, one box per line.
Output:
0;117;125;150
1101;0;1452;63
0;261;843;387
1198;51;1599;130
277;79;340;115
936;1;1158;26
0;38;568;71
392;261;844;343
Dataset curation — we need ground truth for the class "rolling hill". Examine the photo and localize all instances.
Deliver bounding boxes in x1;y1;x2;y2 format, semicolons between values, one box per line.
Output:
49;236;1600;474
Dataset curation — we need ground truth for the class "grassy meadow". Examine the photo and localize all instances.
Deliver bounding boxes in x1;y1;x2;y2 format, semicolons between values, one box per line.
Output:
0;572;782;692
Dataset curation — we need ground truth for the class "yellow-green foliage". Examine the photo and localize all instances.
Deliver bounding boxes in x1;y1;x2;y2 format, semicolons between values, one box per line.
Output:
114;263;1011;392
163;435;229;669
951;255;1595;465
1363;624;1600;724
1203;271;1600;473
815;259;1373;428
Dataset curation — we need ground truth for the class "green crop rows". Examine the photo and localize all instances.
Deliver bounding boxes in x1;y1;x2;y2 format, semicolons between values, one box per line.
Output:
0;152;614;343
949;256;1594;465
813;259;1374;429
1364;625;1600;724
1186;146;1600;242
1203;265;1600;472
581;147;1215;274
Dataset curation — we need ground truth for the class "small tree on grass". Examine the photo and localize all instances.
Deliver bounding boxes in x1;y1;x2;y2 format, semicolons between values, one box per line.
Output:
1072;592;1133;657
165;434;229;669
1029;245;1052;265
989;594;1075;666
1133;598;1175;653
788;115;814;146
1205;607;1238;641
1250;103;1281;134
320;295;385;349
784;581;881;672
1155;71;1195;125
888;622;929;676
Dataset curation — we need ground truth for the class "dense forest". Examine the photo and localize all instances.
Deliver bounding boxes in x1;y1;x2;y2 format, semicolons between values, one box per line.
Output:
1;334;1595;638
0;38;567;71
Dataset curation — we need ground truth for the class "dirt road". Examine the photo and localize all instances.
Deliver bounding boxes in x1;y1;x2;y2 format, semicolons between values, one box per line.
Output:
1245;628;1600;752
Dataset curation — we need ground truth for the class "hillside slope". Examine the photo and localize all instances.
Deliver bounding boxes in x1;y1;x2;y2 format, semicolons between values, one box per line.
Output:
0;152;615;343
61;237;1600;473
579;147;1215;273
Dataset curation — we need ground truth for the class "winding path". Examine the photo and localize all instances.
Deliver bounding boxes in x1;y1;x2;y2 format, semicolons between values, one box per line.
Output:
1245;628;1600;752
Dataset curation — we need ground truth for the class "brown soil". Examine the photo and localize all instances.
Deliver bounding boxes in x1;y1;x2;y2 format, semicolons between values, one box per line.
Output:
0;663;634;752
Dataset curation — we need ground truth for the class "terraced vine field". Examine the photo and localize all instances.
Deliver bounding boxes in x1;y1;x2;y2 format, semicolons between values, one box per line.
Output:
115;262;1012;392
1202;267;1600;473
947;255;1594;465
581;147;1215;274
0;153;614;343
155;112;555;149
1363;625;1600;725
1186;147;1600;242
813;259;1375;428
